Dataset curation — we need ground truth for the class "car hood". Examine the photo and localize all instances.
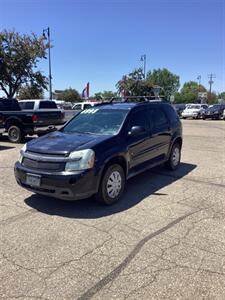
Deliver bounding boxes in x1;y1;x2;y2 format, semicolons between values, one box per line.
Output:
27;131;112;155
205;107;219;113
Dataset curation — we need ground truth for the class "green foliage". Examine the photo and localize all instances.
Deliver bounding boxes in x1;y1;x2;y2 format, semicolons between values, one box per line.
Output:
17;84;44;100
59;88;81;102
0;30;48;98
94;90;118;100
116;68;154;96
207;92;217;104
146;68;180;98
175;81;207;103
218;92;225;100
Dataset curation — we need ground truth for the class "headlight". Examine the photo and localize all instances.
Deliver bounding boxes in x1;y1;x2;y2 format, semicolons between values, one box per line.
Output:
65;149;95;171
19;143;27;163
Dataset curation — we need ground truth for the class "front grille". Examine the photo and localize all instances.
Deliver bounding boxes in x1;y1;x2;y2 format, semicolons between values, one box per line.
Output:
22;157;64;172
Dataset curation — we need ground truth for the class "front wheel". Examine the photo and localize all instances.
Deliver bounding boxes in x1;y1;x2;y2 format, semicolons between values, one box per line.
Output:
8;125;24;143
165;143;181;170
96;164;125;205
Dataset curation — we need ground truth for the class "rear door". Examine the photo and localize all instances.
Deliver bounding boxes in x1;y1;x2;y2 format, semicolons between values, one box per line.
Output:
126;109;150;169
147;107;171;161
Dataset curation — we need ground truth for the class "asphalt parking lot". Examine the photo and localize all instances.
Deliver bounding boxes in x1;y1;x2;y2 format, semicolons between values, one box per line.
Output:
0;119;225;300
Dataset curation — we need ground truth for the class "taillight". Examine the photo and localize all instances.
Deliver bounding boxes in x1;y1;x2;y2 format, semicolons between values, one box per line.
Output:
32;115;38;123
61;112;65;119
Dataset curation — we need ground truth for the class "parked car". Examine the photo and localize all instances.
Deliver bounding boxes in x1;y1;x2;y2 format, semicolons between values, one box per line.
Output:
72;102;98;111
202;104;225;120
181;104;208;119
0;98;65;143
223;108;225;120
15;100;182;205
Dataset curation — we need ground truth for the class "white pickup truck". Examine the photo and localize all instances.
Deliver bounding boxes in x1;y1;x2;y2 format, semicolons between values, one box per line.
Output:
181;104;208;119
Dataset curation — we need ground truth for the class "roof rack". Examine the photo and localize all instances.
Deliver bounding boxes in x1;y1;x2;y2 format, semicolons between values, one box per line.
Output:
109;96;168;104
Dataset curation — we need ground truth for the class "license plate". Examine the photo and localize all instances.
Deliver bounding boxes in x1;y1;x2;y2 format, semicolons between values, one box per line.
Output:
26;174;41;187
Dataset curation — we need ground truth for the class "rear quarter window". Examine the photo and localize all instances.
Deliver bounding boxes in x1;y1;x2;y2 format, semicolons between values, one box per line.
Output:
39;101;57;109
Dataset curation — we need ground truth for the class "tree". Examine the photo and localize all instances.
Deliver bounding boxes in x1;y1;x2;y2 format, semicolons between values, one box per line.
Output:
94;90;118;100
146;68;180;99
0;30;48;98
177;81;207;103
218;92;225;101
207;92;217;104
59;88;81;102
17;84;44;100
116;68;154;96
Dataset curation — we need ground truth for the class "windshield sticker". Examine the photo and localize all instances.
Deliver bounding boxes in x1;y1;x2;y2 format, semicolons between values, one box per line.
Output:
81;109;99;114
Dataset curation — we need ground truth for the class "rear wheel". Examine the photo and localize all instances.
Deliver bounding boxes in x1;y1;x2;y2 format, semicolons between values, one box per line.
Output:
96;164;125;205
165;143;181;170
8;125;24;143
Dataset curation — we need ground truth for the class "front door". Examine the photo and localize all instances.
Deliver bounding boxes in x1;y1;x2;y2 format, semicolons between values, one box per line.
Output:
127;109;150;169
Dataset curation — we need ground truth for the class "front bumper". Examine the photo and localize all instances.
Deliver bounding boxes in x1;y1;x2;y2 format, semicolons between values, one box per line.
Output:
181;112;199;118
14;162;99;201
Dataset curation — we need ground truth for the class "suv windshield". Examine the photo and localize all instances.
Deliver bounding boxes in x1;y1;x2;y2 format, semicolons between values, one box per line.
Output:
186;105;200;109
62;108;128;135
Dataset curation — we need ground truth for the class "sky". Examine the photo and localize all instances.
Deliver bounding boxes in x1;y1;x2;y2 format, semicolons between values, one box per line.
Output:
0;0;224;96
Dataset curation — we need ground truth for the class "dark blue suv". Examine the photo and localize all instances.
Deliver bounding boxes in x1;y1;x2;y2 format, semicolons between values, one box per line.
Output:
14;100;182;205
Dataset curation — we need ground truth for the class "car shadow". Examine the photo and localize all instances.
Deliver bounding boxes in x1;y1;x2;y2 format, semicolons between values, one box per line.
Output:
24;162;196;219
0;145;15;151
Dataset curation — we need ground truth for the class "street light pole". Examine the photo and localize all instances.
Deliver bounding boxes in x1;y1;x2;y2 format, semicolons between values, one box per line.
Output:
43;27;52;100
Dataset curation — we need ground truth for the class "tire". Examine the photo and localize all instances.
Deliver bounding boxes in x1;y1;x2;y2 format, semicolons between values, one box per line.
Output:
165;143;181;171
8;125;24;143
96;164;125;205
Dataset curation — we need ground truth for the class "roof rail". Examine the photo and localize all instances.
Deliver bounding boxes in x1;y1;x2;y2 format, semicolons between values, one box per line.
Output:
109;96;167;104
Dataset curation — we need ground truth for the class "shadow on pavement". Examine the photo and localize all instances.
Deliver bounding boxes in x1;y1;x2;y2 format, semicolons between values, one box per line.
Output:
0;145;15;151
0;134;35;145
24;162;196;219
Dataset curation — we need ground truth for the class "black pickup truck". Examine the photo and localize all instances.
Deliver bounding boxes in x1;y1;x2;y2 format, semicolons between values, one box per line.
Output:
0;98;65;143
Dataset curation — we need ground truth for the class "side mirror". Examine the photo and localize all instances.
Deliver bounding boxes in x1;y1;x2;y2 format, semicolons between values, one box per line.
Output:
128;126;146;136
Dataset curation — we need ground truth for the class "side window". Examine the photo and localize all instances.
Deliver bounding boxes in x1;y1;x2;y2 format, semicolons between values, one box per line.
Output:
39;101;57;109
74;104;82;110
0;99;20;111
84;104;92;109
150;108;169;130
128;110;148;131
20;102;35;110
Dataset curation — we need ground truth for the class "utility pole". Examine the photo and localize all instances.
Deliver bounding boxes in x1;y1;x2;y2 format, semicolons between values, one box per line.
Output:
208;73;216;95
197;75;201;91
140;55;147;79
43;27;52;100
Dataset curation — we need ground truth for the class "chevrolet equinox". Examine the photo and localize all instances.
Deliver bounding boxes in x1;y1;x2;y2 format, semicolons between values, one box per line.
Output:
15;101;182;205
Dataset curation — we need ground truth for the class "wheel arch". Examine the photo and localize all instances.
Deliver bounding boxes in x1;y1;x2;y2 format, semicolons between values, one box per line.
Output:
5;117;23;131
